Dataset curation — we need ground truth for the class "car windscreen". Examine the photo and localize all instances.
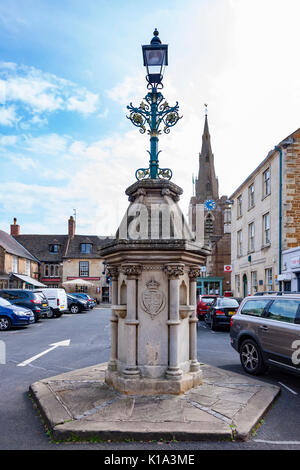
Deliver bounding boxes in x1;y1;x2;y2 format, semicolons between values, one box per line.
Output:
218;298;239;307
34;293;47;302
201;298;215;304
0;297;12;307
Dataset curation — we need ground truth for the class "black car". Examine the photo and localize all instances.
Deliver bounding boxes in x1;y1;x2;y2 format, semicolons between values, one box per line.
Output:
204;297;240;330
67;294;89;314
0;289;50;322
69;293;96;309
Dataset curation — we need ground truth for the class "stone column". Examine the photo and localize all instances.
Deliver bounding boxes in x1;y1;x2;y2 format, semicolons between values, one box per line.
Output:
164;263;185;379
121;264;142;377
107;265;119;371
188;266;201;372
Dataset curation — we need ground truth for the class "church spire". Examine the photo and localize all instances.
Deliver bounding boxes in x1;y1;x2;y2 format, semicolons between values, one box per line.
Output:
195;106;219;203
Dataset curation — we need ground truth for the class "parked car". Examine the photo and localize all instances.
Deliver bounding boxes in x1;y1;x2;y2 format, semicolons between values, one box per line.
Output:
204;297;240;330
197;295;218;320
230;294;300;376
0;289;50;322
0;296;35;330
69;293;96;309
37;288;68;318
67;294;89;314
232;297;243;305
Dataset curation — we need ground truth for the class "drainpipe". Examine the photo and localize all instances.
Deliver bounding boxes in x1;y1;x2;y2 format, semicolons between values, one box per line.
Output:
274;137;294;291
274;145;282;282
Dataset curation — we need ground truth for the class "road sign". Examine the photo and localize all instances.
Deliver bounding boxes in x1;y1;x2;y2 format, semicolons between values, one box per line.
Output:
224;265;232;272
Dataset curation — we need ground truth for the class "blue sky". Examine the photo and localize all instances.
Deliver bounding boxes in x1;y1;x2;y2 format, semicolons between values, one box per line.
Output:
1;0;300;235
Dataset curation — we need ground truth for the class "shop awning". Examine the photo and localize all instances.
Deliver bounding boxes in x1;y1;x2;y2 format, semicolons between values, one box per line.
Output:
10;274;46;288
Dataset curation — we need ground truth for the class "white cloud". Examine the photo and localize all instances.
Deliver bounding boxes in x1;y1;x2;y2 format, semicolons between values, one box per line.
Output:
0;105;18;126
23;133;69;156
0;62;101;128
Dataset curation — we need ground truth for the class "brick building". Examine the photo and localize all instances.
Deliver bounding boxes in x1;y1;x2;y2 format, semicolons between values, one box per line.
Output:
230;128;300;296
189;113;232;296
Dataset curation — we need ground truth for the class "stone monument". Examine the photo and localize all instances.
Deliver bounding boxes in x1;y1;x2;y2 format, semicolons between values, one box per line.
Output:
101;181;210;395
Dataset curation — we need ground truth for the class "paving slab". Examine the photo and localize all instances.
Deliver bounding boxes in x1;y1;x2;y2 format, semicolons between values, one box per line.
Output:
29;363;280;442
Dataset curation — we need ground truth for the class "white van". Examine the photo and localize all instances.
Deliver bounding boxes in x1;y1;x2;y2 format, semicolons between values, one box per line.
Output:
40;288;68;318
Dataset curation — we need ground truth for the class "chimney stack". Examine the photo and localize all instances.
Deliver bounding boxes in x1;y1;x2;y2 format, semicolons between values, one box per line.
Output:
10;218;20;236
68;215;76;238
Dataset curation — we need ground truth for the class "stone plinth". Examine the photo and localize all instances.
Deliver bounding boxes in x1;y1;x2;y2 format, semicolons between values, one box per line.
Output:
100;180;210;395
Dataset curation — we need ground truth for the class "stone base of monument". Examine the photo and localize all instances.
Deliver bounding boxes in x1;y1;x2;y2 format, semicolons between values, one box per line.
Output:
105;368;203;395
29;362;280;443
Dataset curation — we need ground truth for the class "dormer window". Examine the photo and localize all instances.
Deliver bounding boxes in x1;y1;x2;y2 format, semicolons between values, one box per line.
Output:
80;243;92;254
49;244;59;253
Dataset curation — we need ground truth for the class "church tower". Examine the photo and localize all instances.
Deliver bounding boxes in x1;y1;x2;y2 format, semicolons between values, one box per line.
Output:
189;109;232;296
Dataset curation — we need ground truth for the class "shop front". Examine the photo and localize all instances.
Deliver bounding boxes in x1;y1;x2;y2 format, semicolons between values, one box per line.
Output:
280;247;300;292
196;276;224;297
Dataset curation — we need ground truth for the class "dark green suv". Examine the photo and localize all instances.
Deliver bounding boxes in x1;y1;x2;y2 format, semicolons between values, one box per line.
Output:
230;294;300;376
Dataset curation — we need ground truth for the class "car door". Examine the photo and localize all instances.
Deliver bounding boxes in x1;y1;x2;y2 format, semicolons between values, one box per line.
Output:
262;298;300;371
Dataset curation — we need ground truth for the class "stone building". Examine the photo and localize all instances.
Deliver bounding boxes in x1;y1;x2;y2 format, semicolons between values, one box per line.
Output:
13;216;112;303
230;128;300;297
0;222;42;289
189;113;231;296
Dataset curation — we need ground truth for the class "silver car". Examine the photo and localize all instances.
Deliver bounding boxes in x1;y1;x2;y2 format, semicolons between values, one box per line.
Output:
230;294;300;376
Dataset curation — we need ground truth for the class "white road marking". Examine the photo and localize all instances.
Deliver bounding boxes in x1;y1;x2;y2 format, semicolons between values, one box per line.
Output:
278;382;298;395
17;339;71;367
254;440;300;445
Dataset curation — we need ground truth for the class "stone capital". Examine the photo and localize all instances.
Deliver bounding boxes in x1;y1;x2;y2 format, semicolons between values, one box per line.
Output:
106;265;119;280
188;266;201;281
163;263;185;279
121;263;142;279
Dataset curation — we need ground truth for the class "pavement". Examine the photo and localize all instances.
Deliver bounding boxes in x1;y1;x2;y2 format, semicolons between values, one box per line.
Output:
29;362;280;443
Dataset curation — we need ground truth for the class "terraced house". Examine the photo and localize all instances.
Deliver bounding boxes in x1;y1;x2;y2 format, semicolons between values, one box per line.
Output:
0;220;42;289
230;127;300;296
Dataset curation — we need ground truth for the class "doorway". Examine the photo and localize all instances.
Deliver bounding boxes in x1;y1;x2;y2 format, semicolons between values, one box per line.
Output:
243;274;248;298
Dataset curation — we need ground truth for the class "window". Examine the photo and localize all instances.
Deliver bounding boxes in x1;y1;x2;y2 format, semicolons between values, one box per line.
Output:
263;168;271;197
237;195;242;218
265;268;273;290
241;299;270;317
102;286;110;303
263;213;270;245
248;222;255;252
79;261;89;277
267;299;300;323
235;275;240;296
205;214;214;236
237;230;243;257
248;183;255;208
80;243;92;254
49;244;59;253
251;271;258;293
75;285;88;293
12;256;18;273
44;264;59;277
25;259;30;276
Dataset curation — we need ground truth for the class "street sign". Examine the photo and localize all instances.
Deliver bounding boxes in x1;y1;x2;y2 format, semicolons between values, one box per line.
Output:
224;265;232;272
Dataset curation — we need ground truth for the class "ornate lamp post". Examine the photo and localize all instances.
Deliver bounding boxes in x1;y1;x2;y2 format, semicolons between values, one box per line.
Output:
127;29;182;181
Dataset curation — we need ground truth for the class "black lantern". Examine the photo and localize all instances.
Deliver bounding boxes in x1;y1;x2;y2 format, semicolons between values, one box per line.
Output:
142;29;168;88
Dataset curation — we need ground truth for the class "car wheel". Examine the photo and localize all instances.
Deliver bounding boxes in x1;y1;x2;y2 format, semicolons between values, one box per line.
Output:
47;309;54;319
240;339;267;375
0;316;11;331
70;304;79;314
